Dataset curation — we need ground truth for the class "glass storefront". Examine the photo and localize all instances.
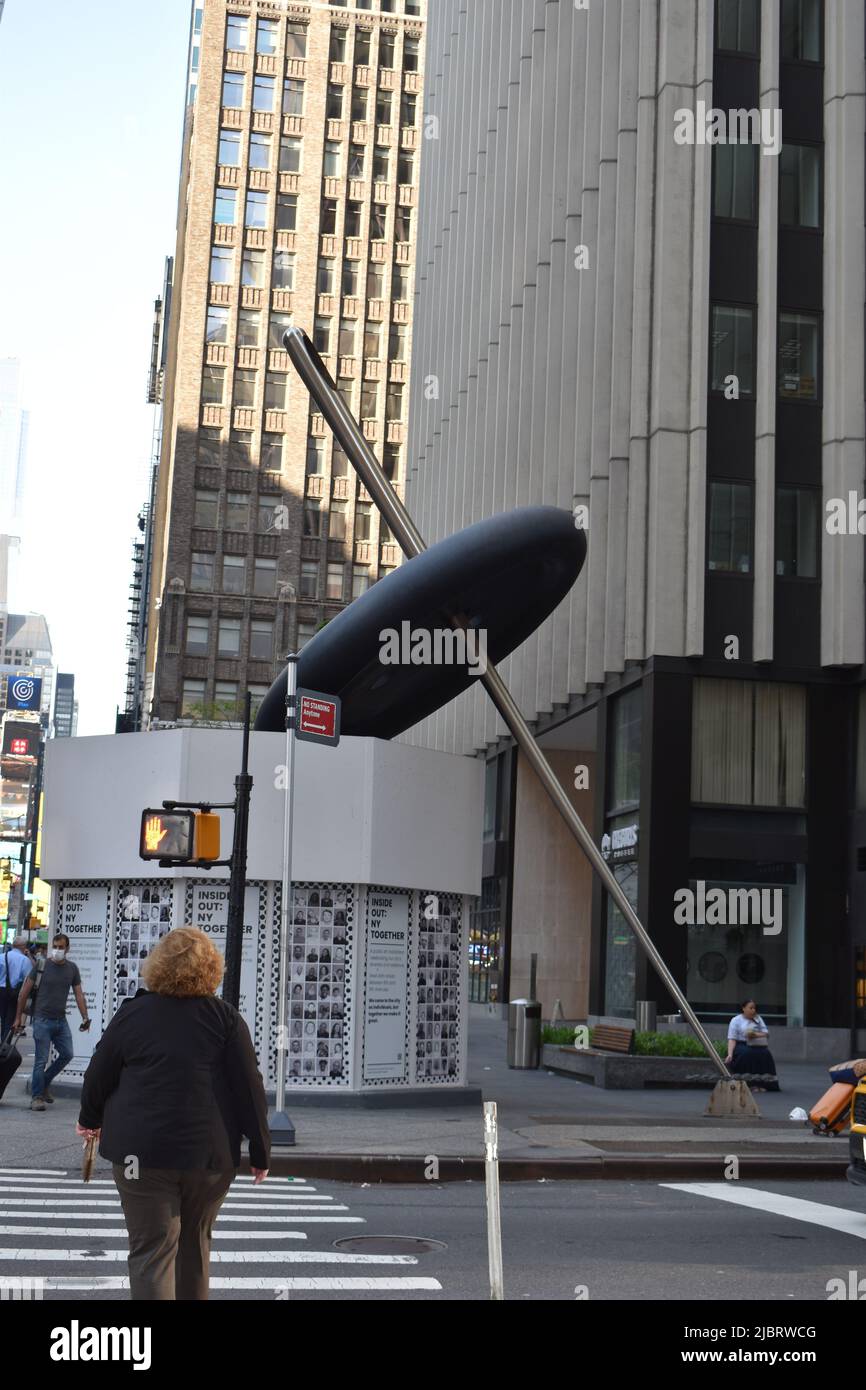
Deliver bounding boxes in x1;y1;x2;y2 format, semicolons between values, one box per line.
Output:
603;686;642;1017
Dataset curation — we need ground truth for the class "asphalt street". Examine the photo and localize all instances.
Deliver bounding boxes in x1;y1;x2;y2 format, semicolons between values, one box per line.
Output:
2;1170;864;1302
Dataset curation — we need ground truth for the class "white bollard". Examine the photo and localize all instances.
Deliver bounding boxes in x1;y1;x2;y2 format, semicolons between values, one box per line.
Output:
483;1101;505;1301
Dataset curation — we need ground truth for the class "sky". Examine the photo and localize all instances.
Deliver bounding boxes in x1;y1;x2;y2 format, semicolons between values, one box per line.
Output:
0;0;194;734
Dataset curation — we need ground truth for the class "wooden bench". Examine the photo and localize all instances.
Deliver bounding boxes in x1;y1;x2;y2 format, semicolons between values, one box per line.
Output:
589;1025;635;1055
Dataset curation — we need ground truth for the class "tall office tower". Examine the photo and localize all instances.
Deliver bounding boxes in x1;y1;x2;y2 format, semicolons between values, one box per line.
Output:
407;0;866;1046
53;673;76;738
146;0;426;726
0;359;28;532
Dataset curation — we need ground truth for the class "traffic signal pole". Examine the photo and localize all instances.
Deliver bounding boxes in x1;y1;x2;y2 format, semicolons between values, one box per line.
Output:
270;655;298;1145
223;691;253;1011
283;326;734;1091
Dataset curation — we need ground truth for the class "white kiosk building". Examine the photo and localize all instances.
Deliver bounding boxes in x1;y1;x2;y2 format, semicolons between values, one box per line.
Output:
41;730;483;1101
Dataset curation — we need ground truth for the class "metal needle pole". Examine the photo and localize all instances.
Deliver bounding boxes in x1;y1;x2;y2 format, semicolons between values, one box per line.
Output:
283;328;730;1080
271;654;298;1144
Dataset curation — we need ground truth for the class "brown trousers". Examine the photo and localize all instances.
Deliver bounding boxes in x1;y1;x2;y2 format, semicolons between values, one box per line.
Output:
112;1164;235;1301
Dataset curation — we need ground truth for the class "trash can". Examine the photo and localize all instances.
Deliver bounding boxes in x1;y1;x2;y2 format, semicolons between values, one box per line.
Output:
507;999;541;1069
636;1000;657;1032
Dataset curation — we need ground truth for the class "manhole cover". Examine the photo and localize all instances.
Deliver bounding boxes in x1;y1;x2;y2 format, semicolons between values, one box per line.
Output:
333;1236;447;1255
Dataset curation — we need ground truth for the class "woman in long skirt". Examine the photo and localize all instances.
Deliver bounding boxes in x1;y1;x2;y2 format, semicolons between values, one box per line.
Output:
725;998;780;1092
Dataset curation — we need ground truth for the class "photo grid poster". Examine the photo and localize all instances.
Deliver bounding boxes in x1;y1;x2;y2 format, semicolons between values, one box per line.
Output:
416;892;461;1082
188;882;260;1038
58;883;108;1073
116;883;173;1003
363;891;409;1082
286;885;350;1084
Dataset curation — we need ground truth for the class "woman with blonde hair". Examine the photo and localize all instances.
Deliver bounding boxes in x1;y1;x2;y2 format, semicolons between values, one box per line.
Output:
77;927;270;1301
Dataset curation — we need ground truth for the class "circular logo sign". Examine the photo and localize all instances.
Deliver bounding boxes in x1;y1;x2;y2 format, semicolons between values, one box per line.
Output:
11;678;35;704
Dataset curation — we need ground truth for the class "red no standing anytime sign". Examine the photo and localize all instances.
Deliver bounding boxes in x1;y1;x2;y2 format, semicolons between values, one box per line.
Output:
295;689;341;747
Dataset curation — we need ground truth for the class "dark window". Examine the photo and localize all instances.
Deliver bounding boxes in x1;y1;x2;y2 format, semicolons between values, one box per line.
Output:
708;481;752;574
715;0;759;53
345;202;363;236
710;304;755;395
778;313;819;399
330;28;347;63
286;23;307;60
276;195;297;231
352;89;368;122
283;79;305;116
776;487;818;577
781;0;822;62
327;84;344;120
779;144;821;228
608;686;641;813
321;199;338;234
713;144;757;221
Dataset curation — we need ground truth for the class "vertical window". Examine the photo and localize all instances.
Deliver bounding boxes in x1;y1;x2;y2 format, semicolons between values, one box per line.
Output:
237;310;261;347
330;28;347;63
242;248;266;287
245;189;268;228
342;262;360;297
710;304;755;394
367;264;385;298
226;15;249;52
206;306;229;344
225;492;250;529
249;133;272;170
283;79;305;116
219;129;241;165
326;563;344;600
273;250;296;290
398;153;414;186
323;140;341;176
269;313;293;351
345;202;363;236
280;136;302;173
392;264;410;300
332;445;349;477
327;84;345;120
404;37;420;72
198;428;222;466
330;500;348;539
250;620;274;661
265;373;287;411
778;313;819;399
692;679;806;807
304;498;322;537
361;383;379;418
297;623;317;650
182;680;207;715
253;76;276;113
186;615;210;655
276;194;297;231
365;320;382;358
355;31;371;65
214;188;237;225
339;321;356;356
222;72;245;107
355;502;372;541
218;617;242;656
401;93;417;127
306;437;326;475
715;0;759;53
781;0;821;62
373;146;390;181
202;366;225;404
779;144;821;228
258;497;279;531
776;488;818;577
352;567;371;599
233;368;257;408
713;145;757;221
249;685;270;717
230;431;253;466
395;208;411;242
608;686;642;813
383;444;400;480
352;89;368;122
321;199;338;235
380;34;396;69
708;481;752;574
256;18;279;56
194;491;218;528
314;317;332;353
286;23;307;60
300;562;319;598
389;323;407;361
261;434;284;471
349;144;365;177
214;682;239;715
318;258;337;294
254;558;277;597
191;553;214;591
222;555;246;594
376;90;392;126
210;245;234;283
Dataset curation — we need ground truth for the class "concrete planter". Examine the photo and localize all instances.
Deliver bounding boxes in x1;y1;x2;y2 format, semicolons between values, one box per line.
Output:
542;1044;719;1089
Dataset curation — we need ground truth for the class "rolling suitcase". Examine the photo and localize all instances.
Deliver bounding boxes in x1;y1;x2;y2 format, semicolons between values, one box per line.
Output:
810;1081;854;1136
0;1029;22;1100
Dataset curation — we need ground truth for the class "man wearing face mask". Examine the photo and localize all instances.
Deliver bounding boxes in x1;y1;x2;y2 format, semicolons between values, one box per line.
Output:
14;934;90;1111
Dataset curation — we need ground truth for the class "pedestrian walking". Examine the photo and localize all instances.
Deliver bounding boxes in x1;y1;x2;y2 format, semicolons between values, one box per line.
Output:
0;936;32;1039
14;933;90;1109
77;926;270;1301
725;998;780;1092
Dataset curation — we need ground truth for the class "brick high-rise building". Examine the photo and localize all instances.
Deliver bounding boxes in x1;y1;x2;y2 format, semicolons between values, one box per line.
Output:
146;0;426;725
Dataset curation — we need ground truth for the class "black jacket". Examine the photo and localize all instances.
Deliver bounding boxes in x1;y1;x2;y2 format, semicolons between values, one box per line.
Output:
79;991;270;1171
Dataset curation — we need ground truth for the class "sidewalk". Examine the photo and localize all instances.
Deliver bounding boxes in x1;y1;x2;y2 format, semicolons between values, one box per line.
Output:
0;1015;853;1181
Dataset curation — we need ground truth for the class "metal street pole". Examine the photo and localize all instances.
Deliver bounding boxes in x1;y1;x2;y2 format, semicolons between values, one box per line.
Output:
224;691;253;1010
283;327;730;1081
271;655;298;1144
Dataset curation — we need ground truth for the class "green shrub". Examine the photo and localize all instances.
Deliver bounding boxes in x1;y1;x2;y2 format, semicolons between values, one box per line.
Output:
634;1031;727;1058
541;1025;582;1045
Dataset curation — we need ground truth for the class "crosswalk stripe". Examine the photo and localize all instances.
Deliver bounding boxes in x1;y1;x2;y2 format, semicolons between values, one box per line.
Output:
41;1276;443;1292
0;1177;315;1189
0;1207;347;1219
0;1227;310;1240
0;1169;68;1177
661;1183;866;1240
0;1248;417;1264
0;1185;328;1200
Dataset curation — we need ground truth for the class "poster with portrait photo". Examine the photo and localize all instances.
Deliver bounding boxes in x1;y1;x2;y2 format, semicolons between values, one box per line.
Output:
280;883;353;1089
116;882;173;1012
415;892;462;1083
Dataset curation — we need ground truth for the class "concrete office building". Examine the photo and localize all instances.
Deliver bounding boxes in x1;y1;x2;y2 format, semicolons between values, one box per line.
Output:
407;0;866;1045
146;0;426;726
53;673;77;738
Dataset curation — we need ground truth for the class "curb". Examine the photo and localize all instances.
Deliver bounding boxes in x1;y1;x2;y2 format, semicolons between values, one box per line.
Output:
258;1152;851;1183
